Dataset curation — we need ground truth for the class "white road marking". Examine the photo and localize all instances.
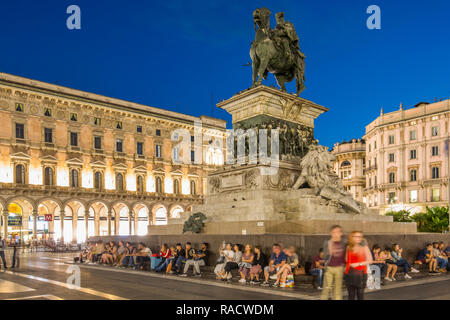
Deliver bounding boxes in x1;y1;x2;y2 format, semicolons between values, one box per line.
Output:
0;279;35;293
6;294;63;300
2;270;128;300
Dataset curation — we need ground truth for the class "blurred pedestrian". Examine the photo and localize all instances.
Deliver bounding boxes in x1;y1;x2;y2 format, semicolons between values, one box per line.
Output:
321;225;346;300
344;231;372;300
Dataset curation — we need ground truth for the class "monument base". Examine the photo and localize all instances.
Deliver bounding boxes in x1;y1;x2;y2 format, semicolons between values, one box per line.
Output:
148;218;417;235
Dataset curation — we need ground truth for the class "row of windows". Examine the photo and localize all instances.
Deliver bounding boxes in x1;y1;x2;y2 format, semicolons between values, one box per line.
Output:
13;164;197;194
367;188;441;207
386;126;440;146
15;124;199;160
14;104;161;135
15;124;168;158
387;146;440;163
387;167;440;183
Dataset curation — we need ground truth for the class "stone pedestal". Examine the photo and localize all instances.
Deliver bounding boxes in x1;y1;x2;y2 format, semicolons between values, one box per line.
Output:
148;86;417;235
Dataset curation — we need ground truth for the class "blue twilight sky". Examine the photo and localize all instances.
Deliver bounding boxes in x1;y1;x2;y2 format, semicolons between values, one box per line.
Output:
0;0;449;148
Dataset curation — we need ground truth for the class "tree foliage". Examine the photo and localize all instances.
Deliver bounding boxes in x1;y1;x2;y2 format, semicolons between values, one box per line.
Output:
386;206;449;233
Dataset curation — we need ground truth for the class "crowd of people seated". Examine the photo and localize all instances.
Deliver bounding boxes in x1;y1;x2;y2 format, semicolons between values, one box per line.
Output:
73;229;449;299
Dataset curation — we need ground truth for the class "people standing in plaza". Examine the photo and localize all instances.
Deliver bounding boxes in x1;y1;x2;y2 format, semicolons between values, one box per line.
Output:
320;225;346;300
344;231;372;300
391;244;419;279
0;236;7;269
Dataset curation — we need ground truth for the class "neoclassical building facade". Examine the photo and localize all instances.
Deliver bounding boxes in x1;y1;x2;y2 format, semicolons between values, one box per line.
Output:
0;73;226;243
363;100;450;214
331;139;366;203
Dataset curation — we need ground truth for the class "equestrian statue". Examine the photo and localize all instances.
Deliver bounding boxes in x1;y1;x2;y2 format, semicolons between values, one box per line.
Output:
250;8;306;96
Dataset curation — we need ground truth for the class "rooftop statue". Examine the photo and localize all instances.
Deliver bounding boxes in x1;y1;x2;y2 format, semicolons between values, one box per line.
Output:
250;8;306;96
292;143;364;213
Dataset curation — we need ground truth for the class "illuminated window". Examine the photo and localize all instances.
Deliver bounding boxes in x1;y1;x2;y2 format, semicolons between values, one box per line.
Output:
432;188;440;201
409;190;418;203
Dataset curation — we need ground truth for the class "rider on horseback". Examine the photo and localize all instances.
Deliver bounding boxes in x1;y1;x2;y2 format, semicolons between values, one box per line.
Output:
272;12;305;69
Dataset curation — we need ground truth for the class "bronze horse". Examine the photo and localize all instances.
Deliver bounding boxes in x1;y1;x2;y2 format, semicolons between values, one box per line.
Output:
250;8;305;96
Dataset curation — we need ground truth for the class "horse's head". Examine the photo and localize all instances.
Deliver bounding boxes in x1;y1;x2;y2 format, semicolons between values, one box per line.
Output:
253;7;271;31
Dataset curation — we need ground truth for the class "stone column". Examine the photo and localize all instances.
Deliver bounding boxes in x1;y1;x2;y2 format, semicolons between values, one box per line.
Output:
60;212;65;243
128;213;133;236
2;209;8;240
133;213;138;236
107;210;112;236
84;210;89;243
32;209;38;240
72;214;77;243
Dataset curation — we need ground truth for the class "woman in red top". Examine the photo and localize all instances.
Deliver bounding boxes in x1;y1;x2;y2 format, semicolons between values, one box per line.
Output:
344;231;373;300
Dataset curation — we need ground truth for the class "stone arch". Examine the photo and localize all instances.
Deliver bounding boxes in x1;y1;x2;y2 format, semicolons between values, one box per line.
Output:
6;195;37;212
0;197;6;212
151;203;168;225
36;197;64;211
62;198;87;212
86;199;110;213
169;204;184;219
111;201;131;236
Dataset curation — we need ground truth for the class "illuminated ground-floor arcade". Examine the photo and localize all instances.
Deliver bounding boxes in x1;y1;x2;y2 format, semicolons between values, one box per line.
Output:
0;191;196;243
